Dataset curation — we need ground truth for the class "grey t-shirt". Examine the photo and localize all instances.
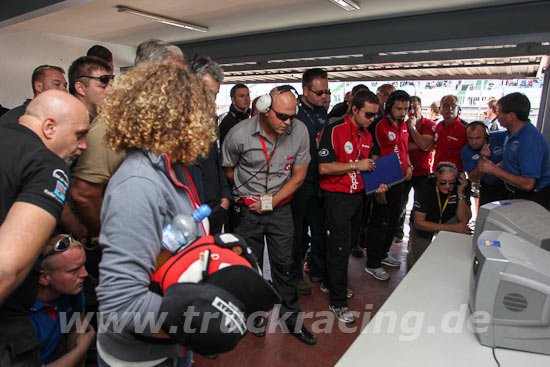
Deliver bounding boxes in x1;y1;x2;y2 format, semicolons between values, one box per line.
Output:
221;115;310;199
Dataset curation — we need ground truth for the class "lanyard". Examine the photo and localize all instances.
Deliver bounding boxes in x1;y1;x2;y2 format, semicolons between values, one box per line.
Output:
435;186;450;224
259;135;278;189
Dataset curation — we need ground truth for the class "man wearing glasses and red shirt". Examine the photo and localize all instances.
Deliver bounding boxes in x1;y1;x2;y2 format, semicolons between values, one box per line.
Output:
408;162;472;269
433;95;468;170
318;90;383;324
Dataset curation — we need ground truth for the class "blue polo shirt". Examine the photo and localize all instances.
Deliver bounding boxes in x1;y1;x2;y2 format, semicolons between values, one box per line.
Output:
461;131;507;185
29;293;84;364
502;121;550;192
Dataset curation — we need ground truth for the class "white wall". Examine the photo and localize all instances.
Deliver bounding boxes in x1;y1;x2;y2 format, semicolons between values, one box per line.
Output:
0;30;135;108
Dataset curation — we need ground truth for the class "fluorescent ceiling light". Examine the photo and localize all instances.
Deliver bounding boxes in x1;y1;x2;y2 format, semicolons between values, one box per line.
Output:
116;5;208;32
329;0;361;11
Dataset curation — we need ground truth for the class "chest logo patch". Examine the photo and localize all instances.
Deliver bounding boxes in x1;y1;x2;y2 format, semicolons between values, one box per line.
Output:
344;141;354;154
319;148;329;157
472;154;480;161
388;131;396;141
493;146;503;156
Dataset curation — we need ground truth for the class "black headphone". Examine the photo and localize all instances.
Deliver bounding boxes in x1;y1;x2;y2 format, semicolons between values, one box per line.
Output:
384;90;411;114
467;121;490;141
255;85;299;114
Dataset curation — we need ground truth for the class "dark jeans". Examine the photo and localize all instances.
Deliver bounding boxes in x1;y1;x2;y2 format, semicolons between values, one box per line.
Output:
291;184;327;280
358;192;374;248
233;204;301;326
208;203;228;235
366;182;406;268
323;190;363;308
0;345;41;367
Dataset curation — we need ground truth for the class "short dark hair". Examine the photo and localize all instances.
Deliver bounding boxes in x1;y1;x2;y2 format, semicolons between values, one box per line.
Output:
86;45;113;64
68;56;111;95
411;96;422;105
351;84;369;96
31;65;65;94
230;84;248;98
350;90;379;113
498;92;530;121
302;68;327;89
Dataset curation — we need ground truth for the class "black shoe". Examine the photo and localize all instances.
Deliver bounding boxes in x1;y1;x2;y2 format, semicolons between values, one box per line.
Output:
252;316;268;337
297;279;312;295
351;246;364;258
309;275;323;283
287;324;317;345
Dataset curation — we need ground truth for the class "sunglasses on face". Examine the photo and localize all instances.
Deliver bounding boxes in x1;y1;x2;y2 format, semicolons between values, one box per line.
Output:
78;74;115;84
271;107;296;121
309;89;331;97
439;180;456;186
365;112;377;119
43;235;74;258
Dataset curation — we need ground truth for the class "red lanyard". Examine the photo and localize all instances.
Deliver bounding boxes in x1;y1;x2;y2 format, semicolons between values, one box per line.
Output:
260;135;278;187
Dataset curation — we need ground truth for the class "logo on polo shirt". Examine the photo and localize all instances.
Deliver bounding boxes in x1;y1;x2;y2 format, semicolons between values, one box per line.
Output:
493;146;503;156
472;154;480;161
432;125;437;132
43;169;69;205
344;141;354;154
319;148;329;157
434;133;439;142
388;132;396;141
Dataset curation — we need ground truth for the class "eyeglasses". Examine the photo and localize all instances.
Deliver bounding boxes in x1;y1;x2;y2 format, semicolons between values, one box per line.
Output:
309;89;331;97
43;235;74;258
78;74;115;84
271;107;296;121
439;180;456;186
442;103;458;110
365;112;378;119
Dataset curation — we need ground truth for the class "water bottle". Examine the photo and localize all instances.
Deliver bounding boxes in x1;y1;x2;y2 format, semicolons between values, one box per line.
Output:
161;204;211;253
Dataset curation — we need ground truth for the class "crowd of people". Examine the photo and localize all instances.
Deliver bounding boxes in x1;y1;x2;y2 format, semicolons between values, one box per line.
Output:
1;39;549;367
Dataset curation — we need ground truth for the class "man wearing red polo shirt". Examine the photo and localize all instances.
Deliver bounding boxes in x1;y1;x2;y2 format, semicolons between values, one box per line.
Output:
365;90;412;281
433;95;468;170
318;90;383;324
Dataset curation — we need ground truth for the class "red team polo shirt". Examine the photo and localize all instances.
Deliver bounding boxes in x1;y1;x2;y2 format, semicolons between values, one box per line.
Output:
409;116;437;176
318;116;372;194
375;116;409;175
433;117;468;170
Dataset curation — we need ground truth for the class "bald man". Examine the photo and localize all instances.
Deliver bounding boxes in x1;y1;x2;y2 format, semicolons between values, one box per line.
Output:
0;90;89;367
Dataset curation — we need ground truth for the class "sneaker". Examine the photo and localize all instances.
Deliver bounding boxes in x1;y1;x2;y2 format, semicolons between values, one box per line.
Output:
320;282;353;298
365;266;390;281
297;279;312;295
329;305;355;324
381;255;401;267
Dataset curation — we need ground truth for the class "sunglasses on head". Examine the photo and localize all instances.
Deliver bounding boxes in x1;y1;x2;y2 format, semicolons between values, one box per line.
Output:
43;235;74;259
271;106;296;121
309;89;331;97
78;74;115;84
439;180;456;186
365;112;377;119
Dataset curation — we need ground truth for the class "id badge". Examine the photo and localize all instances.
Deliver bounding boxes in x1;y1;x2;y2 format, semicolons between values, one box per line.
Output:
260;194;273;212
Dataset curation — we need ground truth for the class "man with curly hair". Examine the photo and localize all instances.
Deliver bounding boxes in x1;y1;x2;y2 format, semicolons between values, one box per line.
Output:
95;62;216;366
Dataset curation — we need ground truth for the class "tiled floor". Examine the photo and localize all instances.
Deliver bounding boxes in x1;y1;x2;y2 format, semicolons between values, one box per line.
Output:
194;240;409;367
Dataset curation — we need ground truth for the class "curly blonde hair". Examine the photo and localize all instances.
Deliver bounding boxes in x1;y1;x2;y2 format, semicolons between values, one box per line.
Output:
99;62;216;164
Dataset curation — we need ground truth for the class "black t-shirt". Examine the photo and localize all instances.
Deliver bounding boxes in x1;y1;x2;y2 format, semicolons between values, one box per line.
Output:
0;123;70;355
413;176;470;225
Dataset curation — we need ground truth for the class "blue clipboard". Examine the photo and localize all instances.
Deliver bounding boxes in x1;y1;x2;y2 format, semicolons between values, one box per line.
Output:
361;153;405;194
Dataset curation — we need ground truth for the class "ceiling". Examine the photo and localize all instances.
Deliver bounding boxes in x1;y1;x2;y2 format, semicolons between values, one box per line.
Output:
1;0;549;83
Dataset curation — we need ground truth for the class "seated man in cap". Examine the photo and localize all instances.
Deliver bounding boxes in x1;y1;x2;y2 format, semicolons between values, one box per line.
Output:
29;234;94;366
